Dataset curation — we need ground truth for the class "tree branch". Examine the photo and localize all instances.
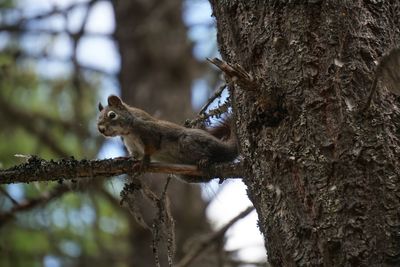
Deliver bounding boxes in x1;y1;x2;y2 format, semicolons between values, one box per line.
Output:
20;0;100;22
0;184;70;226
0;24;113;38
0;157;244;185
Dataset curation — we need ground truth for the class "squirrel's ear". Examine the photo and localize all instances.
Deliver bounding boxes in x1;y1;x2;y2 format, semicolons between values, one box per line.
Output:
108;95;123;107
98;102;104;111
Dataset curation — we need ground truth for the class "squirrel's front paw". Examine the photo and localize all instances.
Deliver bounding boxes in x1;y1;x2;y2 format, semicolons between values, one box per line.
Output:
133;155;150;173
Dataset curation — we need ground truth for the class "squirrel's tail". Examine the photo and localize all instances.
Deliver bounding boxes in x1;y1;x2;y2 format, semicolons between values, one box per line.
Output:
206;116;238;162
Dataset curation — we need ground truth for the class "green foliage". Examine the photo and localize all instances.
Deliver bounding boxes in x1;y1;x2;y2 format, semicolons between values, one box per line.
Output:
0;51;100;166
0;37;130;267
0;0;14;9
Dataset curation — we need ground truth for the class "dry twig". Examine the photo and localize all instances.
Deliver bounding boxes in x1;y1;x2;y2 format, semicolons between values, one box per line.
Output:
198;83;227;115
176;206;255;267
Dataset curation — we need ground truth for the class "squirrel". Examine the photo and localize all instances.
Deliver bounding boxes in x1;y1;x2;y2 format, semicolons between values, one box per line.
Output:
97;95;238;182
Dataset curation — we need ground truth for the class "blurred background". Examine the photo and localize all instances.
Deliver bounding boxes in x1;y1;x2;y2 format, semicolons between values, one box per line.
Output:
0;0;266;266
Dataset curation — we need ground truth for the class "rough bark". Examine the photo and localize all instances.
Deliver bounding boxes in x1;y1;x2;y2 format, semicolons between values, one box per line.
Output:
112;1;211;266
210;1;400;266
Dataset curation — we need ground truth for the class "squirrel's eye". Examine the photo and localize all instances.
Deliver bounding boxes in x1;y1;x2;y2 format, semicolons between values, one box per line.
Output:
107;111;117;119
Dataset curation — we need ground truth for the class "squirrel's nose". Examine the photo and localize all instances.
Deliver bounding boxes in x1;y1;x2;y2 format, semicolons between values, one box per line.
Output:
98;125;106;134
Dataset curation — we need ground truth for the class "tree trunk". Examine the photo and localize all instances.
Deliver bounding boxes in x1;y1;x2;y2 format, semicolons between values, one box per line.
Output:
113;1;210;266
113;0;198;121
210;1;400;266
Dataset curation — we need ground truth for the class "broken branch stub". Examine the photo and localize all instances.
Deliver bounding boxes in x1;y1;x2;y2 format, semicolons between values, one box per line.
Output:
207;57;258;90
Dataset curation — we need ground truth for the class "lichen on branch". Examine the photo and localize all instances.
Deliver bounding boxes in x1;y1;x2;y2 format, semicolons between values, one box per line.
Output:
0;156;243;184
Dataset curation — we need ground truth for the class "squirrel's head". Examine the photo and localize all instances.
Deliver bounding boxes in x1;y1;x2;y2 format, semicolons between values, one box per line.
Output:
97;95;132;137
